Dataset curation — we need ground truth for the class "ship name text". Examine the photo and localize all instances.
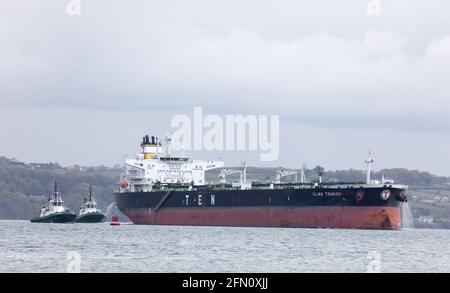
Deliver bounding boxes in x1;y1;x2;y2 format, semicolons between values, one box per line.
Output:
313;192;342;197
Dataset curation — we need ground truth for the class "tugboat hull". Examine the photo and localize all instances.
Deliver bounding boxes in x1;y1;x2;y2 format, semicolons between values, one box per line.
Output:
30;212;76;223
74;212;106;223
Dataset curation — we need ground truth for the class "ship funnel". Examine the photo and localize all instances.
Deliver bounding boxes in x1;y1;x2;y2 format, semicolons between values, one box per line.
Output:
141;135;159;160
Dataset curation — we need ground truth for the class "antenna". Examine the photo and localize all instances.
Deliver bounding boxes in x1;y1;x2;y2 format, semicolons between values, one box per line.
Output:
365;151;375;184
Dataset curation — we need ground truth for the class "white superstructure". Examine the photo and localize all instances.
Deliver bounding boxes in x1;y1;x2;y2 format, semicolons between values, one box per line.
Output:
39;182;70;217
119;135;224;192
79;185;102;216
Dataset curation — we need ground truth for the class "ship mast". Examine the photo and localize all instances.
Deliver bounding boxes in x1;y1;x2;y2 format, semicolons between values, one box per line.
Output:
300;164;307;183
275;170;298;184
53;181;58;201
241;161;247;185
365;151;375;184
89;185;92;202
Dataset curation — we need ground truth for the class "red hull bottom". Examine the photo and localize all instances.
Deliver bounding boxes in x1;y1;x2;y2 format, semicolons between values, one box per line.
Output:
122;206;402;230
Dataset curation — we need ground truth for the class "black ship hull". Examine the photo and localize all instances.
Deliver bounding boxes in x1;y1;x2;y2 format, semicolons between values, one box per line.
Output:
115;185;407;229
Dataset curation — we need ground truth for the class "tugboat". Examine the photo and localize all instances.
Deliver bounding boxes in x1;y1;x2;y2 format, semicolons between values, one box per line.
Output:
30;182;76;223
74;185;106;223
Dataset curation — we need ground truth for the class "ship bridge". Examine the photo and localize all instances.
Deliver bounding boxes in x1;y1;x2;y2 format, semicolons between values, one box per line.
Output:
119;135;224;192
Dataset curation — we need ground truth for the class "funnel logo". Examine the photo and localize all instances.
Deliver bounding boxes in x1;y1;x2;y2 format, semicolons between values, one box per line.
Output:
380;190;391;200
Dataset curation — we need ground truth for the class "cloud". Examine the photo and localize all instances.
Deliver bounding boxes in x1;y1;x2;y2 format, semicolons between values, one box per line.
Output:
2;20;450;133
1;1;450;174
0;1;450;129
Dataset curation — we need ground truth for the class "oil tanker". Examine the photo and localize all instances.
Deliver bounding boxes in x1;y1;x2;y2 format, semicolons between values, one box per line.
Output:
114;135;408;229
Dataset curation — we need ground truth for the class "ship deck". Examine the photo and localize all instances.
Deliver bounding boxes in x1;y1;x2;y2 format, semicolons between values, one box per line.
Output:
117;182;408;193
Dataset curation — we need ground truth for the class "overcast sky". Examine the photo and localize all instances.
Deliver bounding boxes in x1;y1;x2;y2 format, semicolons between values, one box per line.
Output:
1;0;450;175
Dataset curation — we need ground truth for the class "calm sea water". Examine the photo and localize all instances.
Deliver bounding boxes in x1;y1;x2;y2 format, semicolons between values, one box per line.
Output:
1;220;449;273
